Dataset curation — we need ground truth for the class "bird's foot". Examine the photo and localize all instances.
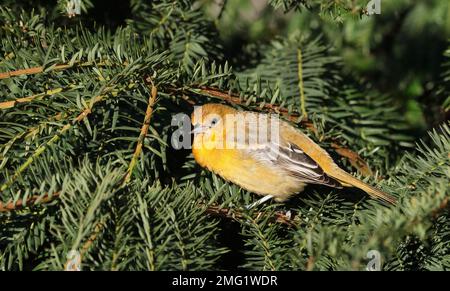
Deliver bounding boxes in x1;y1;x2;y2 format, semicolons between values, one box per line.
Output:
245;195;274;210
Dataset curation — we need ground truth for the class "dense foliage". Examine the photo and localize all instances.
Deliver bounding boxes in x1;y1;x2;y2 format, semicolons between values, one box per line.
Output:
0;0;448;270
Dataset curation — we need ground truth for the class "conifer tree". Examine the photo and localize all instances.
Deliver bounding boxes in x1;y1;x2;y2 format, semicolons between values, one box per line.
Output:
0;0;448;270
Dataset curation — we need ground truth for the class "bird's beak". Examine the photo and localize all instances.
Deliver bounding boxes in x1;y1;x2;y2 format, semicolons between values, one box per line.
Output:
191;124;208;134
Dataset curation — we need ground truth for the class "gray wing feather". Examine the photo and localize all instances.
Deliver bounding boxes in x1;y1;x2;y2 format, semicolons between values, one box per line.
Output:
249;141;342;188
233;112;341;188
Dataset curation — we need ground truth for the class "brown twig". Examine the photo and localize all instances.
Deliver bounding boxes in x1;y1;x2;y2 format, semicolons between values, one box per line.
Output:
64;221;105;271
331;142;372;177
0;63;82;80
0;66;48;79
0;87;76;110
0;61;113;80
204;204;298;227
80;222;105;256
122;78;158;186
0;192;60;212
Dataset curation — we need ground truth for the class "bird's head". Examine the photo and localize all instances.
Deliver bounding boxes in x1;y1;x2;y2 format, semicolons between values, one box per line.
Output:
191;103;236;150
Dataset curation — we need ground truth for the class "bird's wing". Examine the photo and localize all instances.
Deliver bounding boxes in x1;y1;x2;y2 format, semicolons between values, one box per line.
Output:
229;112;341;188
246;140;342;188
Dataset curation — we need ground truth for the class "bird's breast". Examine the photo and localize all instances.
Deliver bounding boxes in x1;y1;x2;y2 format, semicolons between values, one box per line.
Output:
193;146;305;201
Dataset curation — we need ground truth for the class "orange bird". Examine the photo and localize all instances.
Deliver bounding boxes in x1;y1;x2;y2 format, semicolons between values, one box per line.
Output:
191;103;396;207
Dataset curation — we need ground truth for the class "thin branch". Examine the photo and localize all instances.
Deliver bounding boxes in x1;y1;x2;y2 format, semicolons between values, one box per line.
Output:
0;92;107;193
0;192;298;227
0;66;48;79
0;192;60;212
1;111;66;151
150;3;175;35
0;60;112;80
0;86;76;110
80;222;105;257
297;48;307;118
64;221;106;271
122;78;158;185
204;204;298;227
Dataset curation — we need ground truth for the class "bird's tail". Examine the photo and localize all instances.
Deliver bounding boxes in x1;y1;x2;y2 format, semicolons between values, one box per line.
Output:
329;168;396;205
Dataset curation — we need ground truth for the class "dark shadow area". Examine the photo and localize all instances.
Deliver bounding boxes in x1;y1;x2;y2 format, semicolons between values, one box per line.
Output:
213;218;246;270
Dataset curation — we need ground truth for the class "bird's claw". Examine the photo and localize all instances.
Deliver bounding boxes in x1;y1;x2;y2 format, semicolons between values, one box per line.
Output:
245;195;274;210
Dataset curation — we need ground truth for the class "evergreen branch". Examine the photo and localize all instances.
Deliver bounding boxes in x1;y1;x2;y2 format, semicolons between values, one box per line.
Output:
0;122;72;193
0;85;77;110
149;2;175;35
297;48;307;118
122;79;158;185
0;112;67;172
248;217;276;271
297;192;335;256
0;192;60;212
205;204;298;227
269;0;368;16
0;60;114;80
0;88;112;193
0;51;145;192
80;221;105;258
57;162;125;271
64;221;106;270
0;193;299;227
0;66;47;80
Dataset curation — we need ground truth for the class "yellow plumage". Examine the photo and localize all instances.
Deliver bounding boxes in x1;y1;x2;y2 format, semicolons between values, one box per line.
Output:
192;103;396;205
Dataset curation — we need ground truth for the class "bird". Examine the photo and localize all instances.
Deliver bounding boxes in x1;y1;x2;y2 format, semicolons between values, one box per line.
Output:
191;103;396;207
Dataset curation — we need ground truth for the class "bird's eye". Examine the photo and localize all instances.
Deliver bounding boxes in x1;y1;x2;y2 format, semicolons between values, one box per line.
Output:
210;118;218;126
